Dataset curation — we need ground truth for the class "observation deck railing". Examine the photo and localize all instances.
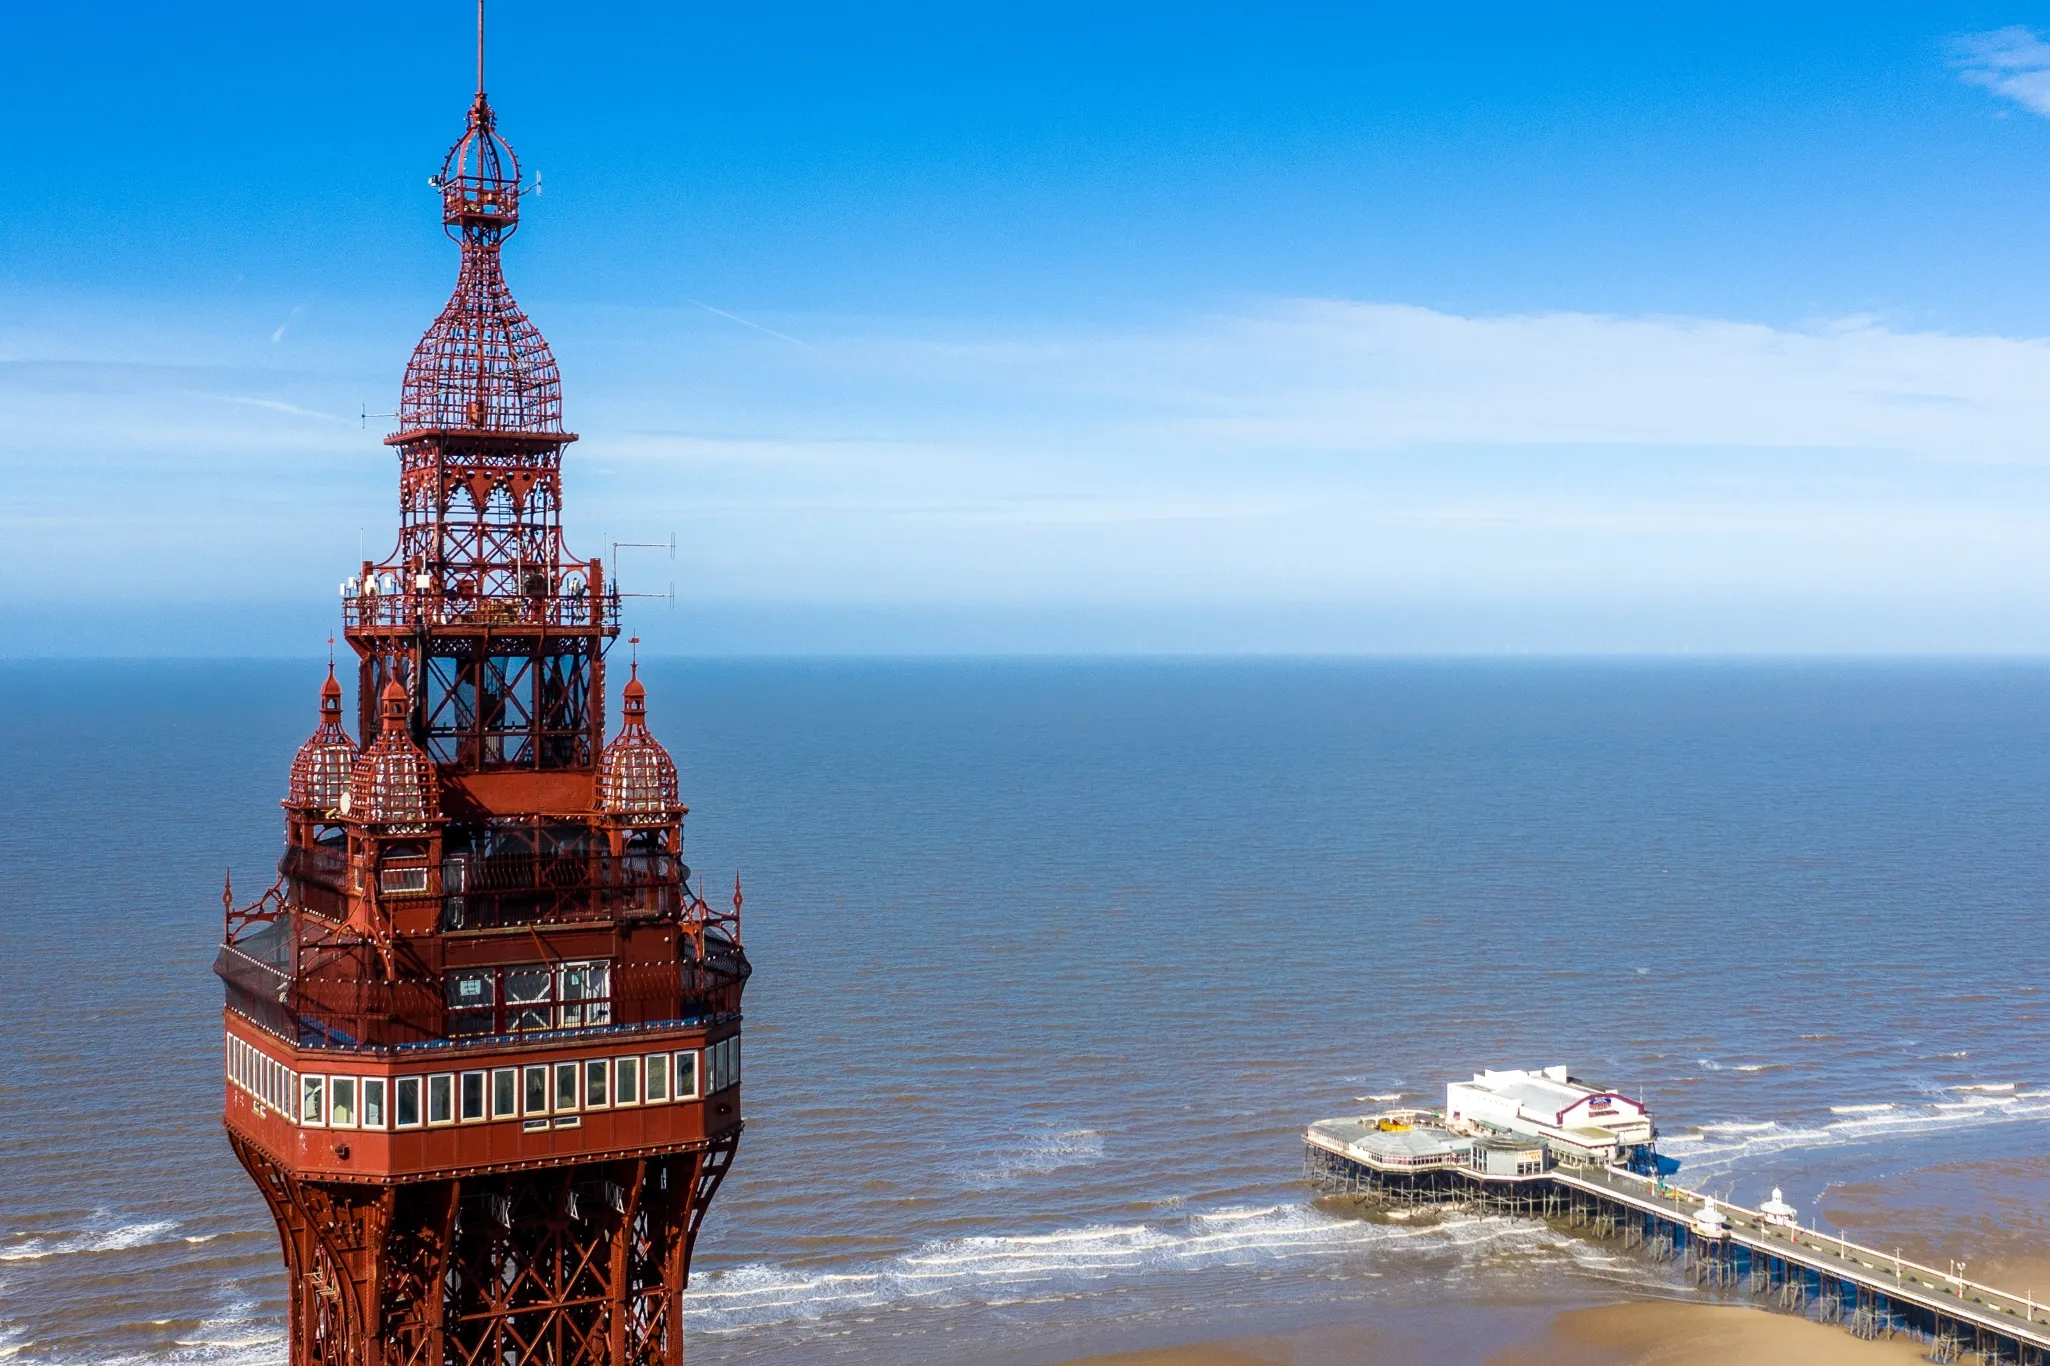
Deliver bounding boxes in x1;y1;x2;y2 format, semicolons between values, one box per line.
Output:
342;587;619;632
280;846;692;930
217;928;747;1053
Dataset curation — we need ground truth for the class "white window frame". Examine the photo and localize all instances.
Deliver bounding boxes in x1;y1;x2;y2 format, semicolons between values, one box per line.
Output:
615;1056;640;1106
492;1067;519;1120
644;1053;670;1104
301;1074;327;1127
329;1075;359;1129
584;1057;610;1109
558;960;612;1028
505;968;555;1034
553;1061;579;1113
674;1049;699;1100
428;1073;456;1126
362;1077;387;1130
459;1070;488;1123
524;1065;551;1116
395;1076;424;1129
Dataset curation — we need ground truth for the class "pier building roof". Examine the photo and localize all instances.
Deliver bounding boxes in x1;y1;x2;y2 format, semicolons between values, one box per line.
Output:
1306;1115;1471;1170
1446;1065;1653;1160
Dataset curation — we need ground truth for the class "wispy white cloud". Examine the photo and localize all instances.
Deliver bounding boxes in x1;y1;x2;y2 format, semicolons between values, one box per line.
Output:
1951;25;2050;116
14;295;2050;652
219;394;349;423
658;301;2050;462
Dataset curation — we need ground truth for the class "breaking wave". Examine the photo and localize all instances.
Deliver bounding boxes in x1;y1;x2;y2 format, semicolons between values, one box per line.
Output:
1664;1088;2050;1176
684;1202;1574;1335
0;1220;181;1264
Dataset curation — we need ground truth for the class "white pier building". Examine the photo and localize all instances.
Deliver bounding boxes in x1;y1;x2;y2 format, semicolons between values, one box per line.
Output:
1445;1066;1653;1167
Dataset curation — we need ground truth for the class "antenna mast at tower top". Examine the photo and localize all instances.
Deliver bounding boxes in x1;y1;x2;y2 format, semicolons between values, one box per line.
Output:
476;0;486;97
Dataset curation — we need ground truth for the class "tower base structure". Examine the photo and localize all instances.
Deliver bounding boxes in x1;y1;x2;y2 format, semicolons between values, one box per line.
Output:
229;1131;736;1366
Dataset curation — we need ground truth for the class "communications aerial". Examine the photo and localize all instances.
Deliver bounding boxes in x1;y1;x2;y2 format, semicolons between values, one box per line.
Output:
215;18;749;1364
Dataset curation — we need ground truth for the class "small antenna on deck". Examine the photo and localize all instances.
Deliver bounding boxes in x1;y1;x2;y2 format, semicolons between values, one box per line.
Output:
611;536;678;604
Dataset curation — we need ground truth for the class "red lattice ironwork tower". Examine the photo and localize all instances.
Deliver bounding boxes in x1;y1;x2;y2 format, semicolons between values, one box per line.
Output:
217;30;747;1366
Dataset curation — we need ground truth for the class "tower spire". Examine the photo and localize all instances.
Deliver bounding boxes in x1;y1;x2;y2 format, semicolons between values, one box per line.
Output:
223;16;750;1363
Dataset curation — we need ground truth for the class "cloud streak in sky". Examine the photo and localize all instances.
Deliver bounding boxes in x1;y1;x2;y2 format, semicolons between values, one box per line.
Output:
832;301;2050;461
11;296;2050;651
1951;26;2050;117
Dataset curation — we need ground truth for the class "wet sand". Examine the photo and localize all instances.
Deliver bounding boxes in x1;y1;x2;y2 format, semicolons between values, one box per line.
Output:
1824;1155;2050;1298
1048;1301;1934;1366
1495;1301;1933;1365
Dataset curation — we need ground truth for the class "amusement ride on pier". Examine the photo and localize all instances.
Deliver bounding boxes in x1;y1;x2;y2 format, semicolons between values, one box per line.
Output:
214;17;748;1365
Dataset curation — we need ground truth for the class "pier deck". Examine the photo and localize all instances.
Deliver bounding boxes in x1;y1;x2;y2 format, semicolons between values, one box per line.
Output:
1307;1128;2050;1364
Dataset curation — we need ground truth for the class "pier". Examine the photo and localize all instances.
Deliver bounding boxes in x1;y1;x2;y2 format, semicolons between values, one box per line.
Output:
1306;1129;2050;1365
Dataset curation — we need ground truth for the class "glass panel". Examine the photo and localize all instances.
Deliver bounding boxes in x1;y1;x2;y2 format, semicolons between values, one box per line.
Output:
396;1077;422;1128
362;1078;386;1128
506;968;554;1032
447;969;496;1036
559;962;612;1028
584;1059;609;1108
493;1068;518;1119
524;1065;549;1115
616;1057;640;1106
645;1054;669;1103
429;1074;454;1125
460;1071;486;1122
554;1061;578;1111
675;1050;698;1100
301;1075;325;1126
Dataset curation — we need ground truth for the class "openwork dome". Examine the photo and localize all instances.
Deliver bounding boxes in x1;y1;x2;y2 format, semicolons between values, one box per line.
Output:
398;94;563;437
598;671;680;818
438;93;521;241
346;680;441;831
287;667;357;813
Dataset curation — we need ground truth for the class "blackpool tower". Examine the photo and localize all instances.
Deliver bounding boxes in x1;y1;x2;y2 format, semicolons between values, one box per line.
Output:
215;22;749;1366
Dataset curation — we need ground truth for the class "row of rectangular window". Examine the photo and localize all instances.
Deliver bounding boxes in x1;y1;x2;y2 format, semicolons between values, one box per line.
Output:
226;1035;739;1130
227;1032;299;1120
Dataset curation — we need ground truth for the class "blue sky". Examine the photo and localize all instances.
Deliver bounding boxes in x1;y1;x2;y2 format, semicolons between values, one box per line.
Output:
11;4;2050;652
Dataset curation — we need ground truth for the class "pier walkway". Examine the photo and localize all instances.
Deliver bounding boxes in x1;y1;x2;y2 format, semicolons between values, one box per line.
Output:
1307;1133;2050;1364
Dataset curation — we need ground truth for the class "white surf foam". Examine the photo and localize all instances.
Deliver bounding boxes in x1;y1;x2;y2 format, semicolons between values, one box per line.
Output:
0;1220;181;1263
684;1202;1567;1335
1663;1088;2050;1176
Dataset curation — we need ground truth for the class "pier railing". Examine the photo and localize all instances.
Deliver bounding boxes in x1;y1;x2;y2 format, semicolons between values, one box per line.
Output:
1556;1164;2050;1336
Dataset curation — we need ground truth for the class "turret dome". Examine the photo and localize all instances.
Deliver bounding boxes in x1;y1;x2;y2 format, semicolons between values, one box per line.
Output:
286;666;357;814
345;680;440;831
597;666;679;818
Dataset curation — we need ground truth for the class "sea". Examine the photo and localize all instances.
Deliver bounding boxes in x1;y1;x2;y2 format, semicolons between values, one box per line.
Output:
5;657;2050;1365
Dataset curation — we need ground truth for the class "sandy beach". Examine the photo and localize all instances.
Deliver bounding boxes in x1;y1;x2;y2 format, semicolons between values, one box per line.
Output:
1049;1301;1934;1366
